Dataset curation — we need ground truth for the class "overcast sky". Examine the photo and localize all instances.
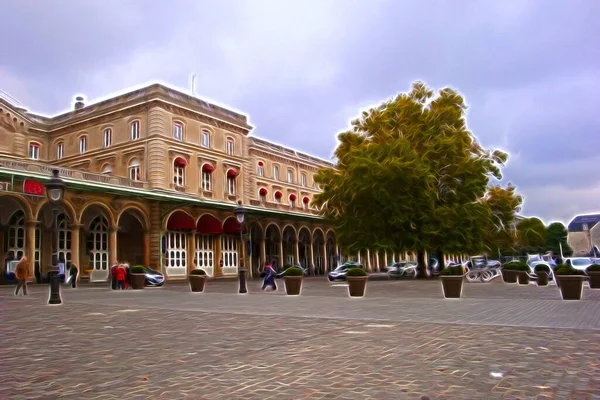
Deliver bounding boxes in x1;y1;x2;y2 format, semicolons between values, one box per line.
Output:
1;0;598;225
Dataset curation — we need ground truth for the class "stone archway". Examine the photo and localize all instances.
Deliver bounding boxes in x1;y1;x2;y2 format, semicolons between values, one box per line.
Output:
298;227;311;272
282;225;297;266
249;223;263;276
0;195;34;281
164;210;195;277
80;204;113;282
117;208;148;266
312;229;325;275
195;213;222;277
264;224;281;271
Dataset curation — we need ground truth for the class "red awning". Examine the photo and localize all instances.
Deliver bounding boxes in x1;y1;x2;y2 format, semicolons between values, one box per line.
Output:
258;161;264;167
174;157;187;167
303;196;310;204
227;169;238;178
274;191;282;199
259;188;268;196
166;211;195;231
289;194;297;201
196;214;222;234
202;163;215;173
222;217;248;234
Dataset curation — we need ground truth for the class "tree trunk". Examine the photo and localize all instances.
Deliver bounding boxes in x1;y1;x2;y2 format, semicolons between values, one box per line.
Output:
416;250;428;279
437;249;445;270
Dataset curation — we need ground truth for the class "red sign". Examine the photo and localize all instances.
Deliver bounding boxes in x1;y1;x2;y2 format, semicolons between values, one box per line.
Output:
23;180;45;196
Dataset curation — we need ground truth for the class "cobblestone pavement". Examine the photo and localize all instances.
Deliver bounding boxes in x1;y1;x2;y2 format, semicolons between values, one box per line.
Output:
1;280;600;400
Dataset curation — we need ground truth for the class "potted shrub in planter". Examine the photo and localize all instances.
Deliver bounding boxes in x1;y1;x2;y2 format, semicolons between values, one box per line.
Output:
439;265;466;298
515;263;531;285
129;265;146;290
283;266;304;295
346;267;368;297
189;268;208;292
586;264;600;289
554;265;586;300
501;262;519;283
534;264;551;286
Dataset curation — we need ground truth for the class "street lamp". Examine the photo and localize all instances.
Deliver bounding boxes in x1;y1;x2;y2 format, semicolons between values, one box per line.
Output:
45;169;65;305
234;200;247;294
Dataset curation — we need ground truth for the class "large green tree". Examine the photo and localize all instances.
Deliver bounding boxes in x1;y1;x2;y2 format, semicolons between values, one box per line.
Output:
545;222;572;257
313;82;522;277
515;217;547;254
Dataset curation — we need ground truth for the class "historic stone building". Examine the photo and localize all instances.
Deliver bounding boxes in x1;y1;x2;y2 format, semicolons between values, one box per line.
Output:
0;83;404;282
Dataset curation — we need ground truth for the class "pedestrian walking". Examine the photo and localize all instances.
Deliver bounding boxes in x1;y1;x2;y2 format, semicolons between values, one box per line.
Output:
116;264;127;290
14;256;30;296
261;262;277;291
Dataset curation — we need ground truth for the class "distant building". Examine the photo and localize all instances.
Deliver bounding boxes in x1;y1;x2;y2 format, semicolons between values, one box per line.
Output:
567;214;600;256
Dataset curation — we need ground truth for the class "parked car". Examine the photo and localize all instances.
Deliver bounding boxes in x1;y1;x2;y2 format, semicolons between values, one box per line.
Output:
124;265;165;287
327;262;365;281
526;254;557;276
564;257;596;272
386;261;417;278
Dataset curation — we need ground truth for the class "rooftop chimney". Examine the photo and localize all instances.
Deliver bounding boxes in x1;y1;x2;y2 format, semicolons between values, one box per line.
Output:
74;96;85;110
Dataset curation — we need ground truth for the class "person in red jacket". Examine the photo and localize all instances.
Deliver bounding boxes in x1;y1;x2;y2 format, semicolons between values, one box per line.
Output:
115;265;127;290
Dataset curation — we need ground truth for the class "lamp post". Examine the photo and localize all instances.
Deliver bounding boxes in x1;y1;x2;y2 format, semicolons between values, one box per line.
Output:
45;169;65;305
234;200;247;294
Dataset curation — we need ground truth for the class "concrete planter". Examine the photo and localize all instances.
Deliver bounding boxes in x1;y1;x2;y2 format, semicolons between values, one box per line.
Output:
556;275;585;300
536;271;549;286
440;275;464;298
130;273;146;290
347;276;368;297
189;275;207;292
501;270;518;283
517;271;530;285
284;276;303;295
587;271;600;289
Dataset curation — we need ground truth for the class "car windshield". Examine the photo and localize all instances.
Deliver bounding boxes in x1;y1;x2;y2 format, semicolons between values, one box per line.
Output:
571;258;591;266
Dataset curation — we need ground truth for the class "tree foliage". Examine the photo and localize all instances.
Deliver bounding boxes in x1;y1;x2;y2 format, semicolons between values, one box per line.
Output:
515;217;547;254
313;82;522;276
545;222;572;257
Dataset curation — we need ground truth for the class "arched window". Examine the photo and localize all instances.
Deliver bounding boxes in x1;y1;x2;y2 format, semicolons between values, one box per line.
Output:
259;188;268;202
101;164;112;175
129;159;141;181
56;142;64;160
274;191;282;203
302;196;310;210
201;129;210;148
300;173;307;187
131;120;140;140
103;128;112;148
226;137;234;155
257;161;264;177
287;169;294;184
173;122;183;141
173;157;187;187
201;163;214;191
273;165;279;181
289;193;297;208
226;169;238;195
79;136;87;154
28;142;40;160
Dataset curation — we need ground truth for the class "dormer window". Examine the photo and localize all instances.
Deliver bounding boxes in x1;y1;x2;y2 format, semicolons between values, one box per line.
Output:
28;143;40;160
131;121;140;140
257;162;264;177
103;128;112;148
201;130;210;148
226;138;234;155
301;173;307;187
173;123;183;141
273;165;279;181
287;170;294;184
79;136;87;154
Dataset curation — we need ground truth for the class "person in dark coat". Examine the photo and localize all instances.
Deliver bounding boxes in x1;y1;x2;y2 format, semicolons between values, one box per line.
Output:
261;263;277;291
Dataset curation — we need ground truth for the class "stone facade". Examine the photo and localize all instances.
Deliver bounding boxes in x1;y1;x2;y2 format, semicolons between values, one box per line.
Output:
0;83;408;282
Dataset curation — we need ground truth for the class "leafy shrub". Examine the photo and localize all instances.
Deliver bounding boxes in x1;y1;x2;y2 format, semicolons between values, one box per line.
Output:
130;265;145;274
502;261;527;271
533;264;551;273
554;265;586;276
346;267;368;277
440;265;465;276
190;269;207;276
283;266;304;277
586;264;600;272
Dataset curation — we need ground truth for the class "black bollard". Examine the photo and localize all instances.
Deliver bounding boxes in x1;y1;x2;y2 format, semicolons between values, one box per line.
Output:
48;270;62;305
238;268;248;294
